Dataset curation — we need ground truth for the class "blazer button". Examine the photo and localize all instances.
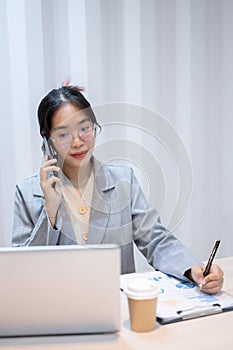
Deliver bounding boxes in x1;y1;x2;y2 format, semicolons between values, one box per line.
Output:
83;233;88;241
78;206;87;215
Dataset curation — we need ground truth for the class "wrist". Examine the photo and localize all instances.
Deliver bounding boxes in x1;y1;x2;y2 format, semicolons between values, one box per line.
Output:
45;206;58;219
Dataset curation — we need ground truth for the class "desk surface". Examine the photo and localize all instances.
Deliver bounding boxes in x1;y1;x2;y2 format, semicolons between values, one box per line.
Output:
1;257;233;350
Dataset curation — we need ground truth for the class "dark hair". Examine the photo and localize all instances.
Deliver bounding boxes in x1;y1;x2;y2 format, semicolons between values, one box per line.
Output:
37;85;100;139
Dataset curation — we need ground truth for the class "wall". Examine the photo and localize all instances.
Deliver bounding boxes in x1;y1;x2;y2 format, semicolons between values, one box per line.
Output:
1;0;233;265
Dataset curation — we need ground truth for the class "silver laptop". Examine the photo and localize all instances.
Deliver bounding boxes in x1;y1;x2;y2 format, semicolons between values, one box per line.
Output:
0;244;121;337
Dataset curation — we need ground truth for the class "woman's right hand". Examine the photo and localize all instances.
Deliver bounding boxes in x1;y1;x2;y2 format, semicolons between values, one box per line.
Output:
40;156;62;225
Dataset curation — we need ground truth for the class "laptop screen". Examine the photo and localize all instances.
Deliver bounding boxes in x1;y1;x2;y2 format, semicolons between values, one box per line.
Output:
0;244;121;337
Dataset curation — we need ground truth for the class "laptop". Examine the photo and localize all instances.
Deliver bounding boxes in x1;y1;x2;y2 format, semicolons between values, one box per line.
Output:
0;244;121;337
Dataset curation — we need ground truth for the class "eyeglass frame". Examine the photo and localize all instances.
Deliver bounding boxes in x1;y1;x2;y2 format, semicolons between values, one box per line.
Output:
50;124;98;149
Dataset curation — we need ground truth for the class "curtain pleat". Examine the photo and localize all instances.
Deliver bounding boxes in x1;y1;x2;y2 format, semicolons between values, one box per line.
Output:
1;0;233;261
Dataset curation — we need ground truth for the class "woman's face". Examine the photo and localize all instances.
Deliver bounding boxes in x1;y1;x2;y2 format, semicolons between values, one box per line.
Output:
50;103;95;171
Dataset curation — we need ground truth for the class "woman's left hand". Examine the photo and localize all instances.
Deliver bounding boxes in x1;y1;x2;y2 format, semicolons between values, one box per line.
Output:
191;264;224;294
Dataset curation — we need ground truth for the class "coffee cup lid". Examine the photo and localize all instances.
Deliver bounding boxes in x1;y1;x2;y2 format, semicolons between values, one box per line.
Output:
125;278;159;300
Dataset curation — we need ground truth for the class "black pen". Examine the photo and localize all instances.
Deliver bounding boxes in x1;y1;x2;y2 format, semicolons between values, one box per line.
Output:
199;240;221;291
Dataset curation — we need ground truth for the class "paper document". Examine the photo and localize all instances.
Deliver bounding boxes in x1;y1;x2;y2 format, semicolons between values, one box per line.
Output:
120;271;233;324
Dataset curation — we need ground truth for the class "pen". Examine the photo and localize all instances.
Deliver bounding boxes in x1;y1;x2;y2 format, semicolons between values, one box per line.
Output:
198;239;221;291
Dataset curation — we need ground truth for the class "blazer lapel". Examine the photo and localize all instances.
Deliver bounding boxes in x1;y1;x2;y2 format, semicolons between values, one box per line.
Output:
57;201;77;243
88;158;114;244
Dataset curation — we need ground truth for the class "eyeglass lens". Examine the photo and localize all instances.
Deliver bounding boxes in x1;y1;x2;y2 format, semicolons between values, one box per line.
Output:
52;126;96;148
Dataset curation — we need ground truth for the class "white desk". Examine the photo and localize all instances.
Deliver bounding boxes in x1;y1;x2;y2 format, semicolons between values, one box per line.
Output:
0;257;233;350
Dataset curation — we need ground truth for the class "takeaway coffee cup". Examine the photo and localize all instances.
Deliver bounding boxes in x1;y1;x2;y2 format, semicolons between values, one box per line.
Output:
125;278;159;332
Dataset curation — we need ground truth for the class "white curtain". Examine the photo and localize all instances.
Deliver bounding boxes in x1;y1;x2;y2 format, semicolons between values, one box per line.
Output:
1;0;233;263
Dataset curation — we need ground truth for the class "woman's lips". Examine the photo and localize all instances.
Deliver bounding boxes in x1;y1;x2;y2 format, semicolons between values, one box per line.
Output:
71;151;87;158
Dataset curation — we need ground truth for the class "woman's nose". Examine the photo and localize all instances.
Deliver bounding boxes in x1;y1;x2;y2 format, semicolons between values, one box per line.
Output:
71;134;84;147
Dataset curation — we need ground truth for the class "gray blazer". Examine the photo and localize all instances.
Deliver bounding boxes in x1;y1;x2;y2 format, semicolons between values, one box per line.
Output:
12;158;199;279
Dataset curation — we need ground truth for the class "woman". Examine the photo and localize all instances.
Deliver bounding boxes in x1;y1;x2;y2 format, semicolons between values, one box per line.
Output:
12;84;223;294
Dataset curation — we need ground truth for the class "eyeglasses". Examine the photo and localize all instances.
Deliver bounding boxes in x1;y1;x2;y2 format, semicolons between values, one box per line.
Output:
51;124;97;149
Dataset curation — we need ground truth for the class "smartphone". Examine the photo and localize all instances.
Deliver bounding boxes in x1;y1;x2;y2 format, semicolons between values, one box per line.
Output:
42;137;58;177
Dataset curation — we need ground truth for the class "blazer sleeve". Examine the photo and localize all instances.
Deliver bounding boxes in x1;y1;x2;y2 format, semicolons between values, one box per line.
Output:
12;178;62;246
130;169;201;281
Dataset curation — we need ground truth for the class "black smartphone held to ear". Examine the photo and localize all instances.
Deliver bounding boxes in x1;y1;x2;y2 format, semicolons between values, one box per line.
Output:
42;137;58;178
